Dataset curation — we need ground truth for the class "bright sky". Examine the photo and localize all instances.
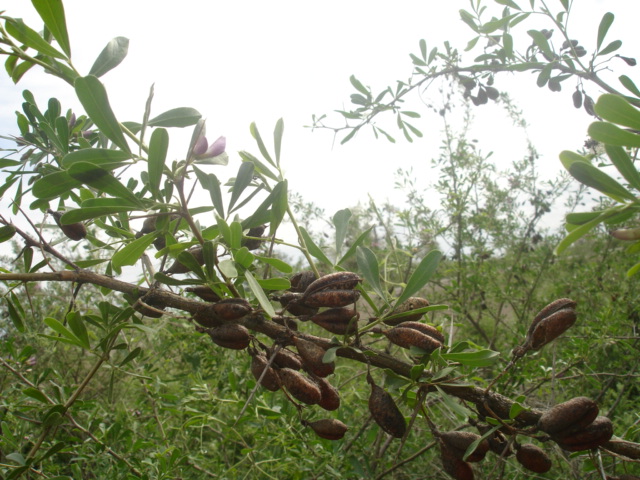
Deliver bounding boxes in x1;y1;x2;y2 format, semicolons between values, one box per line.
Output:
0;1;637;243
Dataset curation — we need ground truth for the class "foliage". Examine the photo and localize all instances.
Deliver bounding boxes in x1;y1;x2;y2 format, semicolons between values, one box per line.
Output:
0;1;638;480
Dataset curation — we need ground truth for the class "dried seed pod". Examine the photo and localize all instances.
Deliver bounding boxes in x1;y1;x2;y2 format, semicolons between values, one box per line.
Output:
303;289;360;308
132;297;165;318
277;368;322;405
313;376;341;411
513;298;577;357
604;439;640;459
383;326;443;353
193;304;223;328
440;431;490;462
482;428;513;457
305;418;348;440
516;444;551;473
440;444;475;480
395;321;445;343
277;292;319;316
538;397;599;435
242;224;266;250
302;271;362;298
368;382;406;438
384;297;430;325
270;347;303;370
251;353;280;392
278;292;304;308
293;336;335;378
289;271;317;293
207;324;250;350
139;216;158;234
271;315;299;331
553;416;613;451
310;308;360;335
166;246;205;274
185;285;221;302
210;298;252;321
48;210;87;241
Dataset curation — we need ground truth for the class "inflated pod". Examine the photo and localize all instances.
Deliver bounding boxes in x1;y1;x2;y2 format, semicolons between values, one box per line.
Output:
384;297;430;325
368;382;406;438
207;324;250;350
515;444;552;473
538;397;598;435
302;272;362;298
210;298;252;321
251;353;280;392
302;289;360;308
277;368;322;405
305;418;348;440
310;308;359;335
293;336;335;378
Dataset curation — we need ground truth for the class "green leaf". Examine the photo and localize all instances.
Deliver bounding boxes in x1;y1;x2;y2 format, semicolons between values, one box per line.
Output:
218;259;238;278
274;118;284;164
257;277;291;291
111;232;156;273
333;208;352;261
23;387;48;403
43;317;82;347
0;225;16;243
74;76;130;153
174;250;206;280
148;107;201;128
568;161;637;202
509;401;529;419
597;12;615;50
338;226;373;266
459;9;479;33
154;272;203;286
254;255;292;273
594;94;640;131
598;40;622;57
245;270;276;317
441;349;500;367
31;0;71;57
555;210;619;255
5;18;66;59
356;246;385;300
230;221;243;249
234;247;255;269
60;206;135;223
66;311;90;349
605;145;640;191
619;75;640;97
527;30;554;58
349;75;369;95
299;226;333;268
559;150;591;171
148;128;168;199
536;63;553;88
119;347;142;367
32;171;81;199
566;210;604;225
395;250;442;306
239;150;278;181
229;161;255;212
269;180;288;235
6;299;25;332
495;0;521;9
250;122;275;167
194;167;225;218
89;37;129;77
67;162;143;206
35;443;67;465
588;122;640;148
627;261;640;277
61;148;132;169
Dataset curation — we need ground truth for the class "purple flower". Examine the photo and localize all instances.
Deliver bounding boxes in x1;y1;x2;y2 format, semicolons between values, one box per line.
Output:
194;135;226;159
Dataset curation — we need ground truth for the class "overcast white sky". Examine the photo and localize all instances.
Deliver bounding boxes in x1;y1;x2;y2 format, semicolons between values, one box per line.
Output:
0;1;638;242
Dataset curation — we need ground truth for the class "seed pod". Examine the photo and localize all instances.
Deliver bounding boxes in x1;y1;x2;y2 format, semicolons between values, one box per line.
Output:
207;324;250;350
278;292;304;308
516;444;552;473
302;272;362;298
384;297;431;325
383;326;443;353
610;227;640;241
270;347;303;370
553;416;613;451
314;376;341;411
48;210;87;241
277;368;322;405
139;216;157;234
210;298;252;321
251;353;280;392
310;308;360;335
132;298;165;318
289;271;317;293
604;439;640;459
305;418;348;440
271;315;299;331
278;292;319;316
440;431;490;462
538;397;599;435
485;86;500;100
440;444;475;480
368;382;406;438
572;89;583;109
166;246;205;274
242;224;266;250
476;425;512;457
185;286;221;302
395;321;445;343
293;336;335;378
303;289;360;308
193;304;223;328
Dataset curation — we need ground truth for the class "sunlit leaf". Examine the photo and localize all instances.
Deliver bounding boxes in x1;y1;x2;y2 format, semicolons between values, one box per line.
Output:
148;107;201;128
89;37;129;77
68;162;143;206
0;225;16;243
395;250;442;306
61;148;132;169
605;145;640;191
5;18;66;59
31;0;71;57
333;208;352;261
250;122;275;167
111;232;156;273
569;160;638;202
299;226;333;268
597;12;615;50
441;349;500;367
594;94;640;131
245;270;276;317
148;128;168;199
229;161;254;212
356;246;385;300
32;171;82;199
274;118;284;164
338;226;373;266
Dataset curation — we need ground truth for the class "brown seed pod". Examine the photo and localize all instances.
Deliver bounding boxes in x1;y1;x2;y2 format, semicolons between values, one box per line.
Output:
242;224;266;250
305;418;348;440
207;324;250;350
538;397;599;435
289;270;317;293
210;298;252;321
302;271;362;298
395;321;445;343
516;444;552;473
185;285;221;302
440;431;490;462
251;353;280;392
166;246;205;274
270;347;303;370
139;215;158;234
310;308;360;335
384;297;430;325
277;292;319;316
313;376;341;411
193;304;223;328
440;444;475;480
132;298;165;318
604;439;640;459
368;382;406;438
48;210;87;241
302;289;360;308
293;336;335;378
383;326;443;353
277;292;304;308
553;416;614;451
277;368;322;405
271;315;299;331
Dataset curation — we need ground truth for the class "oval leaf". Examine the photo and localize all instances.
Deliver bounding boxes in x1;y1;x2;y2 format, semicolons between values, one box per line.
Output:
89;36;129;77
111;232;157;272
148;107;201;128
